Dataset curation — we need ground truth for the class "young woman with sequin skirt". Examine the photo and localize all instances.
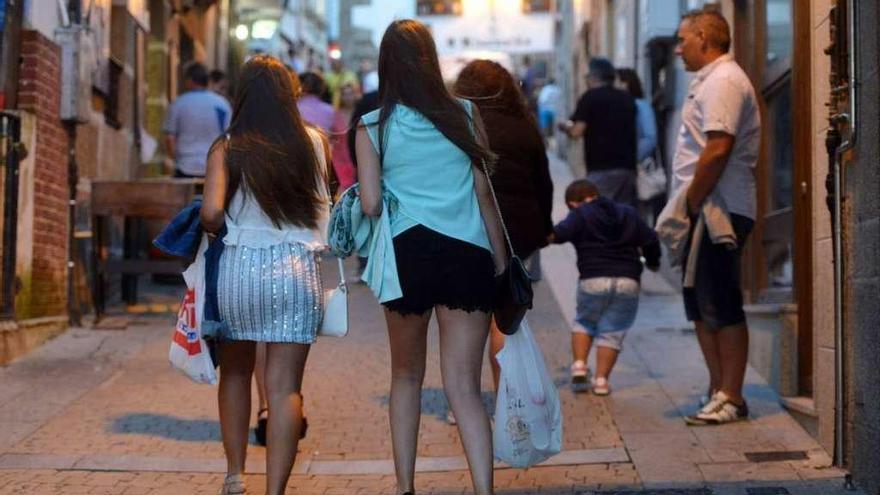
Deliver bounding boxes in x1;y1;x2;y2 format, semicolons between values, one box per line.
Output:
201;55;331;495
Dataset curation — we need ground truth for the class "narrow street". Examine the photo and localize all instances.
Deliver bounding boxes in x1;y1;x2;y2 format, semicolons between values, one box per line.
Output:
0;154;861;495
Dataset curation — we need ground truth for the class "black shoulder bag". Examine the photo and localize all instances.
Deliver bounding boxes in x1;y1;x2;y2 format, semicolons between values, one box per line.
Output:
481;160;533;335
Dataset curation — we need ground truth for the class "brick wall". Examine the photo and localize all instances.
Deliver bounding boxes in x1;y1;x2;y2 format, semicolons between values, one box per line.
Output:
15;30;69;318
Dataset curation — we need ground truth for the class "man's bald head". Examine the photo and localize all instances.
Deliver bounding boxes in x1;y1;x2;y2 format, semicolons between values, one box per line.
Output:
681;8;731;54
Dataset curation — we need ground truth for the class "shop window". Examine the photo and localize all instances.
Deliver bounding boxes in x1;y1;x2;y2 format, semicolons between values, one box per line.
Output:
416;0;462;16
762;76;793;290
766;0;792;64
523;0;553;13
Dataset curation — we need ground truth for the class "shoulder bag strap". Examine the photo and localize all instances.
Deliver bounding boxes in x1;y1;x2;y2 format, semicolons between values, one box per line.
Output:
480;160;517;258
318;134;347;286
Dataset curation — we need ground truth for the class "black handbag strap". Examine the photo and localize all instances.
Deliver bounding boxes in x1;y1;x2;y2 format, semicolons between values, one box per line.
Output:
480;160;517;258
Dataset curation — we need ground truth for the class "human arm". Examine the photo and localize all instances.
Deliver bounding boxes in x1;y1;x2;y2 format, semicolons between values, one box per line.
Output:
687;76;747;213
163;135;176;174
162;102;178;175
642;240;661;271
685;131;735;214
355;126;382;217
558;120;587;138
635;101;658;161
200;143;228;234
551;208;584;245
558;92;589;138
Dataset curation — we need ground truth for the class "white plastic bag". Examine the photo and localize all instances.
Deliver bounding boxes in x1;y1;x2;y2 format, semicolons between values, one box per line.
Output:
169;235;217;385
493;317;562;468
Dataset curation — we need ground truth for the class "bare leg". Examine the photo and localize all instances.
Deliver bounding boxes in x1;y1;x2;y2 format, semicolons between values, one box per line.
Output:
595;346;620;379
384;309;431;495
255;343;269;412
436;306;494;495
264;342;310;495
571;332;593;364
694;321;722;395
716;323;749;404
218;340;256;477
488;319;504;392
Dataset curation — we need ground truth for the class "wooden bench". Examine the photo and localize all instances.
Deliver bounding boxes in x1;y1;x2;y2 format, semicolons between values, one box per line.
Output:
91;179;200;318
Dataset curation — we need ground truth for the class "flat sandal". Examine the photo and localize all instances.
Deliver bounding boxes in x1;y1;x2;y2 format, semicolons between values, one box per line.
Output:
219;474;246;495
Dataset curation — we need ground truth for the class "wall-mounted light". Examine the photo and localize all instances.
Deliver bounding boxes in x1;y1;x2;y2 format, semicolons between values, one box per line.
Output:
234;24;250;41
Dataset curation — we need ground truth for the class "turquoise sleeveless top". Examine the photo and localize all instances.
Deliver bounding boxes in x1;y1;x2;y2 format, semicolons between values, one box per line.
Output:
360;100;491;251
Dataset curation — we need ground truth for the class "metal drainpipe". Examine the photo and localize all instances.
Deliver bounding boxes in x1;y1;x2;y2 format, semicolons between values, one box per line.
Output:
831;0;858;469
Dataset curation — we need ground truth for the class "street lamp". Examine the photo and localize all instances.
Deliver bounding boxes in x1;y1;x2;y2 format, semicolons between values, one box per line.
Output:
234;24;249;41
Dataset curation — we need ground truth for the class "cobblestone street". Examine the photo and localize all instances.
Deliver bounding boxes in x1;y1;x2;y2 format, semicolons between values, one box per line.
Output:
0;155;863;495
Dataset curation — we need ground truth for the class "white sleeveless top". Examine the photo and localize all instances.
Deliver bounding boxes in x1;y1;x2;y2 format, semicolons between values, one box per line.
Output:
223;127;330;251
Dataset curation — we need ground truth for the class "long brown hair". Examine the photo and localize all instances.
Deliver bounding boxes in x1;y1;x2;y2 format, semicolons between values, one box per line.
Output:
218;55;324;229
374;19;494;166
453;59;535;124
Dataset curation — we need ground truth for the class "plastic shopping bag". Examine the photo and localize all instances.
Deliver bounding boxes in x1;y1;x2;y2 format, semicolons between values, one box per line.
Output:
493;317;562;468
169;236;217;385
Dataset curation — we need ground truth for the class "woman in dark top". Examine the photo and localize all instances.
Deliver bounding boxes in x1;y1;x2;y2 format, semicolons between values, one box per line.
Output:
454;59;554;389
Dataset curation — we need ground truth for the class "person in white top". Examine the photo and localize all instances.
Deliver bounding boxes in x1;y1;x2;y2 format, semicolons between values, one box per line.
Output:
201;55;331;495
671;8;761;426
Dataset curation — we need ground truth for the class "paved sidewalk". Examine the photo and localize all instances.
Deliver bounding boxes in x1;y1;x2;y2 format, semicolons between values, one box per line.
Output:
0;151;862;494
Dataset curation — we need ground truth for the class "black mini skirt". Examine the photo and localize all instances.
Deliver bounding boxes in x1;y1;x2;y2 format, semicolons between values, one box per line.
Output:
383;225;495;316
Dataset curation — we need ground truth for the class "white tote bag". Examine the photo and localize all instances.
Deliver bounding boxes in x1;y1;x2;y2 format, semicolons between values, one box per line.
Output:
493;317;562;468
318;256;348;337
169;235;218;385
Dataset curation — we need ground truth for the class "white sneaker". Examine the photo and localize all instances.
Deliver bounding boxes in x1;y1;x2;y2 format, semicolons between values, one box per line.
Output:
698;388;717;407
685;391;749;425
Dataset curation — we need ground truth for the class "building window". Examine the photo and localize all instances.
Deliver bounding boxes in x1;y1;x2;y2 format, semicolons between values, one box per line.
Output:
104;57;123;129
766;0;793;64
522;0;553;13
416;0;462;16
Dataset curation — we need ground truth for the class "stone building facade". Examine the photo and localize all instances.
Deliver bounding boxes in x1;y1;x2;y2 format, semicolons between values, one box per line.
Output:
563;0;879;491
0;0;231;364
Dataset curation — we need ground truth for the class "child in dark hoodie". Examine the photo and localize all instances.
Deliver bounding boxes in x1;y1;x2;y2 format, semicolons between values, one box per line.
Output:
552;179;661;395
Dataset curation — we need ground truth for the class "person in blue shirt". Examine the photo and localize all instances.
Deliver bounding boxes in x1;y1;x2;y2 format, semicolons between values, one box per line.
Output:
355;19;507;495
162;63;231;177
551;179;661;396
616;68;666;224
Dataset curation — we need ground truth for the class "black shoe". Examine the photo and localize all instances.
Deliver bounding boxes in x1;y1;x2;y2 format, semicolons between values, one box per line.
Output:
254;408;268;446
254;410;308;445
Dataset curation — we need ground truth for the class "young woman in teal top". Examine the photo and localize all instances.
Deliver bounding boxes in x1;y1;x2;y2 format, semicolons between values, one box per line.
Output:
355;19;507;495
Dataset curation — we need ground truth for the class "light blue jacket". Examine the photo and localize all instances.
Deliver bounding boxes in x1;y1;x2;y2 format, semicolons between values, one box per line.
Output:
328;184;403;302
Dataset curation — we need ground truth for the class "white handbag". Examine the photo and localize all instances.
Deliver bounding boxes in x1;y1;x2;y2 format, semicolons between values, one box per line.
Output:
319;256;348;337
636;152;667;201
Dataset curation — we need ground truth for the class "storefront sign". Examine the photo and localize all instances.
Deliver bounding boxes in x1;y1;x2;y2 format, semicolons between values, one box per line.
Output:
425;13;554;56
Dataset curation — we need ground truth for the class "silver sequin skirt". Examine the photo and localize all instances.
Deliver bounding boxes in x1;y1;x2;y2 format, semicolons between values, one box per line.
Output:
218;242;323;343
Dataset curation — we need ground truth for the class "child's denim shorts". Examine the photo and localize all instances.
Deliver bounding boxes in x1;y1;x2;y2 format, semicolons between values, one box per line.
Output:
572;277;640;350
